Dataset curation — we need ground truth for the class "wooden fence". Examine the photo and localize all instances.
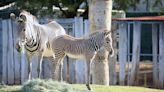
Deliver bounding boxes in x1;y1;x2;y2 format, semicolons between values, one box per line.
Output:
0;17;164;88
0;17;90;84
116;21;164;88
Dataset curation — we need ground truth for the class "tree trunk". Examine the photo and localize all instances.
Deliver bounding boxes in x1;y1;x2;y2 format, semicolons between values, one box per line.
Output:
88;0;113;85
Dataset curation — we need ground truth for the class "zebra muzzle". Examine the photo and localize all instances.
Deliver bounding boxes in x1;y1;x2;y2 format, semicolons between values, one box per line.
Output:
16;43;21;52
109;48;114;57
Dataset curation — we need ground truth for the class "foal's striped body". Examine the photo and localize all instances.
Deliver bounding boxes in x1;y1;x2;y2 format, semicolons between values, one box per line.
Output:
51;31;114;90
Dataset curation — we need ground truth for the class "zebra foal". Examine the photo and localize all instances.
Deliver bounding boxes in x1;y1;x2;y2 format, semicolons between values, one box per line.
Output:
51;31;114;90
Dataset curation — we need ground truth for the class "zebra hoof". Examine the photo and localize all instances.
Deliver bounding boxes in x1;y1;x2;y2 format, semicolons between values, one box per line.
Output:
86;84;92;91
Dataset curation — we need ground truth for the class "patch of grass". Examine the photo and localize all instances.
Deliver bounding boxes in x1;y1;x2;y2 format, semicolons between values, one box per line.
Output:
0;85;20;92
73;84;164;92
0;80;164;92
0;84;5;89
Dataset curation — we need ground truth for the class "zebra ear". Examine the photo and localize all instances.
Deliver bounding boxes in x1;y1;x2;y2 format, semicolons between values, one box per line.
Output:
19;14;27;22
10;13;17;21
104;31;111;36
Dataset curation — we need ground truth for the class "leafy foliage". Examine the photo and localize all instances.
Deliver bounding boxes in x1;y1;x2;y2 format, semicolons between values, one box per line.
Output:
1;0;164;17
14;0;87;18
0;0;14;7
113;0;140;11
153;0;163;8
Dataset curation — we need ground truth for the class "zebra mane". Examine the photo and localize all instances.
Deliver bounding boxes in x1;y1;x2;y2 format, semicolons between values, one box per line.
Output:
89;31;102;36
87;31;104;39
20;10;38;24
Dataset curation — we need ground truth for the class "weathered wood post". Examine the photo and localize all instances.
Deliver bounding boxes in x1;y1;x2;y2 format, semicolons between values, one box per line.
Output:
31;55;39;78
109;23;117;85
118;22;128;85
129;21;141;85
0;19;2;83
152;23;159;88
74;17;86;83
159;22;164;89
7;20;15;84
12;21;21;84
20;43;28;84
2;20;15;84
2;20;8;84
84;19;89;83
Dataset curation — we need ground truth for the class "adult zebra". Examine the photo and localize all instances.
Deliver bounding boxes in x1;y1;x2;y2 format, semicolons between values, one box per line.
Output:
10;10;66;80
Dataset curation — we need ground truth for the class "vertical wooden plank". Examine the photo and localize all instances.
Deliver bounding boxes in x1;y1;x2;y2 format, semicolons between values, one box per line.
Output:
31;55;39;79
127;23;131;84
159;22;164;89
21;44;28;84
68;58;75;83
109;23;117;85
12;21;21;84
8;20;15;84
42;58;52;79
2;20;8;84
67;24;76;83
65;57;69;82
62;57;68;81
84;20;90;35
0;19;2;82
129;21;141;85
152;23;159;88
74;17;84;37
74;17;86;84
118;22;127;85
84;20;89;83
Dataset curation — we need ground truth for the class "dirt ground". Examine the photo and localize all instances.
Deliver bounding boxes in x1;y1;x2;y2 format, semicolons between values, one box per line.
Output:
116;61;153;87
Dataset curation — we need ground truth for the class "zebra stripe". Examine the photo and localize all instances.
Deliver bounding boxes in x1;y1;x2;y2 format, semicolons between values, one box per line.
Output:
25;31;40;53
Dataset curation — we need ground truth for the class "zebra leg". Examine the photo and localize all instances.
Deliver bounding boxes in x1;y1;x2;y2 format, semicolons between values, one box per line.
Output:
52;55;65;81
47;55;58;80
86;59;92;90
27;55;32;80
52;58;60;80
47;57;55;79
55;58;64;81
28;62;32;80
59;57;65;81
37;54;44;78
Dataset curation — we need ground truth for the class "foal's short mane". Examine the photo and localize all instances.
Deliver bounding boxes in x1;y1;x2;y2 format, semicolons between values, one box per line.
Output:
20;10;38;24
87;31;104;39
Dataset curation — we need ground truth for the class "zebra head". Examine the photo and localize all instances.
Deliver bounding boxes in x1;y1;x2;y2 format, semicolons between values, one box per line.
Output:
10;13;27;52
10;10;37;52
104;31;114;57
